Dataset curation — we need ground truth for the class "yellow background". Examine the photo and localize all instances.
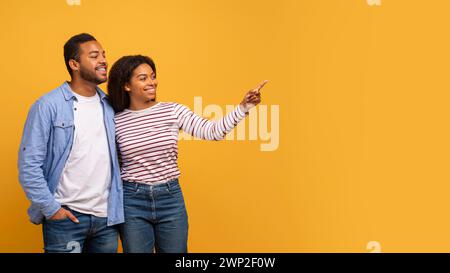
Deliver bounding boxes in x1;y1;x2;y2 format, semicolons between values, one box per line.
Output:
1;0;450;252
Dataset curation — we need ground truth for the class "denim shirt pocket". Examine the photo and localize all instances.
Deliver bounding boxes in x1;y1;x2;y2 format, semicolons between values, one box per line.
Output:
52;120;74;154
53;120;74;129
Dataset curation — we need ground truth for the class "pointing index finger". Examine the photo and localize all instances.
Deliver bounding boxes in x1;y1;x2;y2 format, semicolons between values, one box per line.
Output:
256;80;269;93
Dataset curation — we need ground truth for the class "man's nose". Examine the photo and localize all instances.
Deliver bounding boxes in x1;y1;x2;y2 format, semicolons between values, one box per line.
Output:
99;55;107;64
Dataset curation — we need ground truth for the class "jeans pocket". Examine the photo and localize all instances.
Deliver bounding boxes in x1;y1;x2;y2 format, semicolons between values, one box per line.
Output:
124;185;141;199
46;216;70;223
166;184;184;201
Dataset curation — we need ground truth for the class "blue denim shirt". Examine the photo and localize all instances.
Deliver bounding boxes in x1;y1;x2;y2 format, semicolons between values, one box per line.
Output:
18;82;124;226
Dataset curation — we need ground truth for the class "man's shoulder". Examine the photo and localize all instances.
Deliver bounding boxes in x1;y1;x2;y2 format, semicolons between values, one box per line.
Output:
36;84;67;106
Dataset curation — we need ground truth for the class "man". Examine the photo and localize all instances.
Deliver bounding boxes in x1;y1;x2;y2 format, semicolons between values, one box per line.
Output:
18;33;123;253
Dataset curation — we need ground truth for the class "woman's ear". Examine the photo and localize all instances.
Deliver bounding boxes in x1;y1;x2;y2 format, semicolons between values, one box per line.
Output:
124;83;131;92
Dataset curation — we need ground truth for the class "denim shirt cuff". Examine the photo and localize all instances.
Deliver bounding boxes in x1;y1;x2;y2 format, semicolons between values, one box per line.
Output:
41;200;61;219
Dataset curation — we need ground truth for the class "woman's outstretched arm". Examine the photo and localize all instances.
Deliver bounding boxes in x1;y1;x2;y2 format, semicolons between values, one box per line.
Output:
174;80;268;140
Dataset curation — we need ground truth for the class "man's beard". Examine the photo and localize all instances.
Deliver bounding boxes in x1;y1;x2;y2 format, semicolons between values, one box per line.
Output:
80;67;106;85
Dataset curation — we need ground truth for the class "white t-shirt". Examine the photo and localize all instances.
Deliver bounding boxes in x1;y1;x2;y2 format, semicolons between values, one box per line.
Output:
55;91;111;217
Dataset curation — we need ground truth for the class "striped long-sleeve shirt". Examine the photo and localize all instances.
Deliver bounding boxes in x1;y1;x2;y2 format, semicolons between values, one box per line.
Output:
115;102;247;184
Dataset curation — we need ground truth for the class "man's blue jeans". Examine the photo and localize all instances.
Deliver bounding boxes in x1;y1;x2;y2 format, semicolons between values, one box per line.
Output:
119;179;189;253
42;206;119;253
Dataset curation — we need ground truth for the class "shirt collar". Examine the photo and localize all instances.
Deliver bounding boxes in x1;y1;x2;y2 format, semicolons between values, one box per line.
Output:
61;81;107;101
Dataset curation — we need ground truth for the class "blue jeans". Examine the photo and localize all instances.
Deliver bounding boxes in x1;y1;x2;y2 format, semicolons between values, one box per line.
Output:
119;179;189;253
42;206;119;253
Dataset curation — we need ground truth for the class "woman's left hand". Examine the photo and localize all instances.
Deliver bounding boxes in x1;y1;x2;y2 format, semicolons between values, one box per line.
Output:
239;80;269;113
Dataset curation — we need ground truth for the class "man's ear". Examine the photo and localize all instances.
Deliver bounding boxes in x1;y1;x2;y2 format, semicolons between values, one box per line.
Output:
68;59;80;74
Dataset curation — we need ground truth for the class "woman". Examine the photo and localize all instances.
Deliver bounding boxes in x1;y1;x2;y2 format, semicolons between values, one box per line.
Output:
108;55;267;253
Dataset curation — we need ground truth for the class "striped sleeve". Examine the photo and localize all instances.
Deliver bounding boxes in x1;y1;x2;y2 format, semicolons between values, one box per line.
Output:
173;103;247;141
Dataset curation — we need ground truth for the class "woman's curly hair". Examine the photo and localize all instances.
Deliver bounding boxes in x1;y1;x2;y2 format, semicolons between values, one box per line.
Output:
107;55;156;113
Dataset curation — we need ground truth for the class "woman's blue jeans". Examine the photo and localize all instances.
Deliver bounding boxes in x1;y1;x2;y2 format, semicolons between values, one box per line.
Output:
119;179;189;253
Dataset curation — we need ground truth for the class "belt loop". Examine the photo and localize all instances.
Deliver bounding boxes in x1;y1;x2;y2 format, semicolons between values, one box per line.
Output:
134;182;139;192
172;178;177;188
